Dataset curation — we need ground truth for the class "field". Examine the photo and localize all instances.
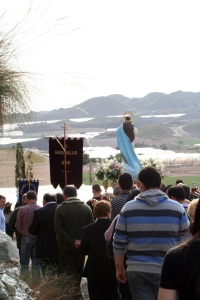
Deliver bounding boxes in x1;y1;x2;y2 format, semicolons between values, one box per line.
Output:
1;148;200;189
162;176;200;188
83;164;200;189
83;174;200;189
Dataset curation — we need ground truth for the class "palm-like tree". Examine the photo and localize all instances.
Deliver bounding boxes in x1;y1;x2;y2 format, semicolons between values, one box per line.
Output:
0;26;30;130
0;3;83;131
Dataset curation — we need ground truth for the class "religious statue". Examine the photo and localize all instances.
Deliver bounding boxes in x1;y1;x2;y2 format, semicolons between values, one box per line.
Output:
116;111;142;179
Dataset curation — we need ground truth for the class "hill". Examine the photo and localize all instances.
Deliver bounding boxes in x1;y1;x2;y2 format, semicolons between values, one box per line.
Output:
1;91;200;151
12;91;200;120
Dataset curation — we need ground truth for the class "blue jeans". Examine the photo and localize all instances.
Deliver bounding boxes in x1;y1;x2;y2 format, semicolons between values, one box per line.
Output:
127;271;160;300
20;236;40;278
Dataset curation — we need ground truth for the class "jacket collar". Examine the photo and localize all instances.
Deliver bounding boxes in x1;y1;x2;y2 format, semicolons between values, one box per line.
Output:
63;197;84;204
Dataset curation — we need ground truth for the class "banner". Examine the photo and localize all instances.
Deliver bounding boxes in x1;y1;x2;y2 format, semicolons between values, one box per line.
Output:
49;137;84;189
18;179;39;203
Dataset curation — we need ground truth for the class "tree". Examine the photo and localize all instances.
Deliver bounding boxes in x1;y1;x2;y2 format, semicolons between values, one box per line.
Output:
0;21;30;130
0;5;81;131
83;152;90;165
160;144;168;150
15;143;26;188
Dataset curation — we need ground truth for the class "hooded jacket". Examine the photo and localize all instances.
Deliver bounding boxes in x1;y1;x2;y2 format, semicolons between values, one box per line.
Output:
113;189;190;274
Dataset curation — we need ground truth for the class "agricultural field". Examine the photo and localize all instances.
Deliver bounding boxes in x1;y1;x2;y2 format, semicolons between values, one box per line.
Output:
83;172;200;190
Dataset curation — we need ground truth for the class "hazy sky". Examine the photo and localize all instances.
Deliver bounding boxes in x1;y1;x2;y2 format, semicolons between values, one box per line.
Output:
1;0;200;111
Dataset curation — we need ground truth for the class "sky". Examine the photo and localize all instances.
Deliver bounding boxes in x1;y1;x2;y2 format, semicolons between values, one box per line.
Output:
1;0;200;111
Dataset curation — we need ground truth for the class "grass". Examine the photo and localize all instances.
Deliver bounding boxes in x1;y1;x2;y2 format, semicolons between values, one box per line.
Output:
27;271;82;300
181;139;200;145
162;176;200;188
83;172;200;189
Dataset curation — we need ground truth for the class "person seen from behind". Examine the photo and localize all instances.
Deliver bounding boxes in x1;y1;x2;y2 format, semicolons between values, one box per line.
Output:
29;193;59;275
188;198;199;222
86;184;102;218
105;188;141;300
16;191;41;280
175;179;184;185
158;198;200;300
167;185;190;213
111;172;133;220
3;202;14;238
8;194;28;260
54;184;94;297
113;166;190;300
55;192;64;205
80;200;118;300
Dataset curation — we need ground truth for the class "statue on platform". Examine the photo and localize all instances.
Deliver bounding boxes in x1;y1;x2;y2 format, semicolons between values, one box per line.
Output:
116;111;142;179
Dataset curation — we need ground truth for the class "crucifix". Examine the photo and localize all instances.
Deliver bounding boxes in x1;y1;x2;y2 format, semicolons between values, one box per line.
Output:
53;123;69;186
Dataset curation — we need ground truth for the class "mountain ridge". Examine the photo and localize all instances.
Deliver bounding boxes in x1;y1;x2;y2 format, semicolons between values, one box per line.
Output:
2;90;199;152
27;90;200;120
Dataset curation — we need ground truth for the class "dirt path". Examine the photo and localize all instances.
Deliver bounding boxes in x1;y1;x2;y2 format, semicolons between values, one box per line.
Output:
170;126;188;137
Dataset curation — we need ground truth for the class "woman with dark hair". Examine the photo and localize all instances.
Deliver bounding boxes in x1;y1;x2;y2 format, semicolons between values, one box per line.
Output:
158;198;200;300
80;200;118;300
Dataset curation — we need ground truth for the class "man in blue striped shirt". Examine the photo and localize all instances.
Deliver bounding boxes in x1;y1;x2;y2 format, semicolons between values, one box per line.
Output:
113;166;190;300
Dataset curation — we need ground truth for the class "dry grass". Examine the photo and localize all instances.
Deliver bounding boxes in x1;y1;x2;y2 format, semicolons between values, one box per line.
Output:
28;271;82;300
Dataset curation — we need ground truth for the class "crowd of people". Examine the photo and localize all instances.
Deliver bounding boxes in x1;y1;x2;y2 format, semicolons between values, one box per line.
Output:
0;167;200;299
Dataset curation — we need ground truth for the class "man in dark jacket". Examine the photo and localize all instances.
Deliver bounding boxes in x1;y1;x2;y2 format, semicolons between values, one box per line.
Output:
29;193;59;275
54;185;94;280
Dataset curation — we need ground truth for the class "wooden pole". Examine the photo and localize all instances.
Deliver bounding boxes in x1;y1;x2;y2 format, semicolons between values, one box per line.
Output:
61;123;68;186
89;161;92;185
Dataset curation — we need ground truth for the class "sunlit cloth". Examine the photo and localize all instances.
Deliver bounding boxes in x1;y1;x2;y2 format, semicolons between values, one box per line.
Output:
117;125;142;179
